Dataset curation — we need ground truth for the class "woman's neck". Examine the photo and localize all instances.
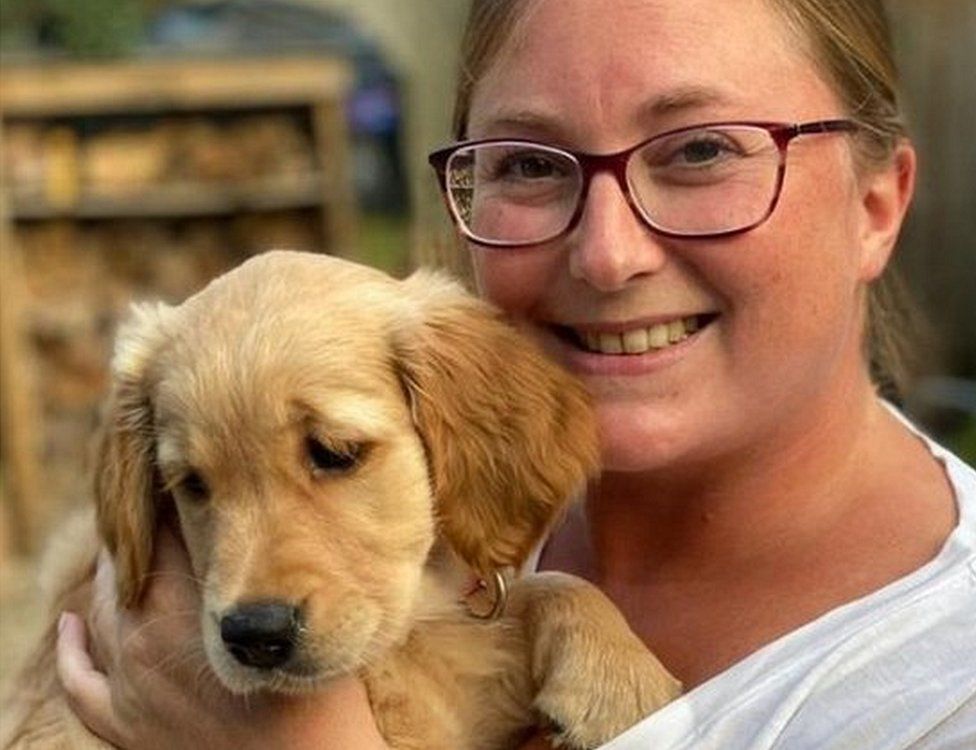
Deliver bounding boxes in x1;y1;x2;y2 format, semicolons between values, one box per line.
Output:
584;376;887;585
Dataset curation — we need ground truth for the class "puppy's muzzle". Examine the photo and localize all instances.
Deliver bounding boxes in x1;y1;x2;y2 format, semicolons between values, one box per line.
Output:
220;601;302;670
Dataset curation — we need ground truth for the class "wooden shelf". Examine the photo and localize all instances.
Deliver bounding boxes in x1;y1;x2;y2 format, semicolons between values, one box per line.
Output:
0;56;352;117
0;55;359;557
10;174;329;220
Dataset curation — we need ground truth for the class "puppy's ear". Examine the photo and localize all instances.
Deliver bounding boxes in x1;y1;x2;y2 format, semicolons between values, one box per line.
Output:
393;270;599;577
94;303;174;607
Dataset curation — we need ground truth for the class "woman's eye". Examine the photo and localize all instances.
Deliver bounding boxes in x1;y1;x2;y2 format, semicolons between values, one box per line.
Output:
680;138;725;164
306;436;359;475
511;154;557;178
495;151;563;181
666;134;743;167
179;471;210;501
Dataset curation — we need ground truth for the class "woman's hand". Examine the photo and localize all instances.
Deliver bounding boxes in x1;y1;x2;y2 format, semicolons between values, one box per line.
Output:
56;524;389;749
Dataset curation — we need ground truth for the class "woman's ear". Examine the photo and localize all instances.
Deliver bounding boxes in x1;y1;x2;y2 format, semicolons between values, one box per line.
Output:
94;302;174;607
857;140;917;281
392;270;599;578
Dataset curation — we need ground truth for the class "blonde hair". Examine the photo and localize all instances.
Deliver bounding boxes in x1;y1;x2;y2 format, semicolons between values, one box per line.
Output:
451;0;523;140
770;0;905;165
450;0;920;399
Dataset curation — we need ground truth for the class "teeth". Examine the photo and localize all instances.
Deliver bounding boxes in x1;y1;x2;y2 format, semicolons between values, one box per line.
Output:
648;324;669;348
580;316;704;355
622;328;648;353
599;332;624;354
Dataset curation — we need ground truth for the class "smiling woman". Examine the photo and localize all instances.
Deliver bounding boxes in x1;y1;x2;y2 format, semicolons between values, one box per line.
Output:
50;1;976;749
442;0;974;747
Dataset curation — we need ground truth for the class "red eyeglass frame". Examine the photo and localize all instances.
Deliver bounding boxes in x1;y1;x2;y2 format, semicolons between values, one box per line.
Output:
428;119;859;247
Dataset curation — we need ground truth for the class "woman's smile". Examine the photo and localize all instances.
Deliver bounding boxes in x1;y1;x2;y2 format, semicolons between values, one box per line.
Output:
544;312;720;376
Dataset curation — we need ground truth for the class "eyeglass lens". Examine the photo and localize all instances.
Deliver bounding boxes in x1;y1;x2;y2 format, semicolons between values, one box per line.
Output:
445;125;784;244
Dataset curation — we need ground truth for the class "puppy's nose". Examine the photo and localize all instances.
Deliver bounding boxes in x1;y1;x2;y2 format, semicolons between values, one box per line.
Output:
220;602;300;670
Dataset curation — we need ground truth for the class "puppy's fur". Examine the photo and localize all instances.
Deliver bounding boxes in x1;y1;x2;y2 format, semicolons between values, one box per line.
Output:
2;251;679;749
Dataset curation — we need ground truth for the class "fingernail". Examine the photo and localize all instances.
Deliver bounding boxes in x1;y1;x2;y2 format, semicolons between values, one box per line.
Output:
58;612;69;634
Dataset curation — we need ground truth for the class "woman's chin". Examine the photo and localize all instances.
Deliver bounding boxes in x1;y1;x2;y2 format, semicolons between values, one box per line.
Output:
594;405;685;473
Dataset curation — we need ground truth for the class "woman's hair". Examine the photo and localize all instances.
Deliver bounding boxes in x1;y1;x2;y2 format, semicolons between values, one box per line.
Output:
451;0;523;141
449;0;922;401
772;0;907;165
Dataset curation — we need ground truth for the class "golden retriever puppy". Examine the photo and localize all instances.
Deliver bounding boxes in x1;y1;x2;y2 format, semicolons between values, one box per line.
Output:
2;251;680;750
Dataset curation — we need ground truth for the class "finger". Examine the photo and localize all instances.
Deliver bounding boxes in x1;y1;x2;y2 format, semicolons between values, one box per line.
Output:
137;530;199;618
153;523;194;577
87;550;123;671
57;611;127;748
92;547;118;605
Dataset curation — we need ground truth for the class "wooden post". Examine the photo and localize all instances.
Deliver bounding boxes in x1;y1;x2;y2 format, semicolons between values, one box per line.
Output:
0;189;44;557
313;99;359;258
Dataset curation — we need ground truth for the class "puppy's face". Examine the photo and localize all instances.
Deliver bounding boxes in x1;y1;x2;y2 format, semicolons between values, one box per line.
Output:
95;251;598;695
153;262;435;692
160;346;433;691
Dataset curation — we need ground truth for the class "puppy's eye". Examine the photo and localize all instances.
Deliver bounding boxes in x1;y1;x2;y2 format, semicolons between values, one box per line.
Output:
306;436;359;475
179;470;210;501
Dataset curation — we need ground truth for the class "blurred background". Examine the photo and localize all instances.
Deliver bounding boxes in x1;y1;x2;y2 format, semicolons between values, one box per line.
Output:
0;0;973;688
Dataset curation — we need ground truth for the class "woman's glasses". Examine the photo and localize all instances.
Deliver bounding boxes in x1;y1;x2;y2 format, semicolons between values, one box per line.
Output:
429;120;858;247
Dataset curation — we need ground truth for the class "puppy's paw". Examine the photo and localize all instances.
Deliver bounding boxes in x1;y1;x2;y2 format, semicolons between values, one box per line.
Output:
535;642;680;748
516;572;681;749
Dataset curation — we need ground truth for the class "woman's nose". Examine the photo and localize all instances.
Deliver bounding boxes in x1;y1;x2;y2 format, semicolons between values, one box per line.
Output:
569;173;669;291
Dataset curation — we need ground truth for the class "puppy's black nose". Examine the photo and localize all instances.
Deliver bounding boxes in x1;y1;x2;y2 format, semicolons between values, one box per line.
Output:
220;602;300;670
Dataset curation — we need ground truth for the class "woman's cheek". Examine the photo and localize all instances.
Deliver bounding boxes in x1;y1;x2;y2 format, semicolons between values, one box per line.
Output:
470;246;558;315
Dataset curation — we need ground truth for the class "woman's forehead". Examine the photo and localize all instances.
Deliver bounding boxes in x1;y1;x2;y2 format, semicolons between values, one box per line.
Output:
467;0;834;142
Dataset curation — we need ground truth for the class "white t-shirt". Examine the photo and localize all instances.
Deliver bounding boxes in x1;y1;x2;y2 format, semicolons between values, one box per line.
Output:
536;417;976;749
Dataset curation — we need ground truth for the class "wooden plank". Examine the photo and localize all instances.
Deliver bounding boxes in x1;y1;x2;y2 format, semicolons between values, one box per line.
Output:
0;56;352;117
312;100;358;257
8;173;329;221
0;182;45;556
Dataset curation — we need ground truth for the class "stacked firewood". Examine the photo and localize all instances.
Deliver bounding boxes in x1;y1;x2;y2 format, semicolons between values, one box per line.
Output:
3;111;325;517
4;114;317;200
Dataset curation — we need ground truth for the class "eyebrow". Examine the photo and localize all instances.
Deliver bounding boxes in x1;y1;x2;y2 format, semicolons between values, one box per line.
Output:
638;85;732;120
472;85;733;141
470;109;568;141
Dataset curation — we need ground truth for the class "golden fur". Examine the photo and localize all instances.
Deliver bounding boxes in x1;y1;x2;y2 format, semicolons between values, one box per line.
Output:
2;251;679;749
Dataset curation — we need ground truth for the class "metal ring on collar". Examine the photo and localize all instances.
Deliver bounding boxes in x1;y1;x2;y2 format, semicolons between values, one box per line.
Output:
467;569;509;620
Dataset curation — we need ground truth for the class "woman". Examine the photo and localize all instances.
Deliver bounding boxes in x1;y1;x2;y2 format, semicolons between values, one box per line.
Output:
57;0;975;747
